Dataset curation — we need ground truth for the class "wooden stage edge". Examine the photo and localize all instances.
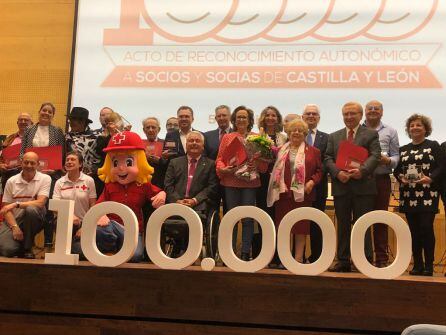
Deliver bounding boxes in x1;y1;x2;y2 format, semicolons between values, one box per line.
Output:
0;259;445;335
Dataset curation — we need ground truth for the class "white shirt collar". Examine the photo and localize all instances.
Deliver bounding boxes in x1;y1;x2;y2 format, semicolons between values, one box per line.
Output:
17;171;40;183
61;172;86;184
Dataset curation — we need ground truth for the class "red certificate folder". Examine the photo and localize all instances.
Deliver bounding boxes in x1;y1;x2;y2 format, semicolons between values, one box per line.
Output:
222;136;247;166
336;140;368;170
1;143;21;167
25;145;63;171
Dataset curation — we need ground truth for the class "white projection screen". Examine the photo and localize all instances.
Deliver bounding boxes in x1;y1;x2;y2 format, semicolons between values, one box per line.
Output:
71;0;446;142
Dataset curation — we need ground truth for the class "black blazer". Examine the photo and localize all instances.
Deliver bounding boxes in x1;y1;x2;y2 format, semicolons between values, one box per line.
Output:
204;128;232;161
164;156;219;212
163;129;185;158
313;129;329;202
325;126;381;196
20;123;66;169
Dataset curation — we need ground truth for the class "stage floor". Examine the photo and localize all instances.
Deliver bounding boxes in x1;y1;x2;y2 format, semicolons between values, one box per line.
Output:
0;258;445;335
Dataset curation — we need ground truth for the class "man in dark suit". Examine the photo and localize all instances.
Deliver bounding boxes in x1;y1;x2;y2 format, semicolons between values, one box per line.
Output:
204;105;231;215
302;104;329;263
204;105;231;160
163;106;195;158
325;102;381;272
164;131;219;216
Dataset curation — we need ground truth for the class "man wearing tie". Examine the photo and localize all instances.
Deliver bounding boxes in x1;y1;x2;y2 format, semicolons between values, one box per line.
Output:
164;131;219;254
302;104;329;263
204;105;231;214
325;102;381;272
204;105;231;160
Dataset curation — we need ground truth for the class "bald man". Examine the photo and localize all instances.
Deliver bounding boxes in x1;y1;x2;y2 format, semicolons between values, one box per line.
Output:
0;112;33;189
364;100;399;267
0;152;51;258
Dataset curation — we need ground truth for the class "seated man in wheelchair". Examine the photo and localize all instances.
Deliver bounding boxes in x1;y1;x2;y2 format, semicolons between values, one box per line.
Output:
163;131;219;256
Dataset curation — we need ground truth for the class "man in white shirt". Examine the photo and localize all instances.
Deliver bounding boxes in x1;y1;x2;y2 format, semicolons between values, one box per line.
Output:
0;152;51;258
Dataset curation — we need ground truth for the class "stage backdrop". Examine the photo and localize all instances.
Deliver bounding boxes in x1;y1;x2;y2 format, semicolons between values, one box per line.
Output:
71;0;446;141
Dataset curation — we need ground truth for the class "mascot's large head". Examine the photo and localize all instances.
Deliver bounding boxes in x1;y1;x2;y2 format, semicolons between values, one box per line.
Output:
98;131;154;185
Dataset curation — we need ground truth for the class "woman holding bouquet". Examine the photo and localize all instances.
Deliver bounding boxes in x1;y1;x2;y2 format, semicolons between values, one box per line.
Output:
267;118;322;263
216;106;268;261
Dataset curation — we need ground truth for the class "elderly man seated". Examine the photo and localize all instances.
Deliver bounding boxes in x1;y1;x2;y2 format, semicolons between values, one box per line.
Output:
164;131;219;255
0;152;51;258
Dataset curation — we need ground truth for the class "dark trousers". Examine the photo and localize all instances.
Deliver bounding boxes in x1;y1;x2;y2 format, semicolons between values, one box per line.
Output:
253;172;274;259
372;175;391;264
334;193;374;265
308;194;327;263
405;212;436;271
0;206;45;257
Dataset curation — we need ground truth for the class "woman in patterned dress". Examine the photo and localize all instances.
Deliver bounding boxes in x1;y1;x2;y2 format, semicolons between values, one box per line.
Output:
394;114;445;276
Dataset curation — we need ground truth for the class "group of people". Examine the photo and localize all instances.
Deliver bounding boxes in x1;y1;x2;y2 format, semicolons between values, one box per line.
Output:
0;101;444;277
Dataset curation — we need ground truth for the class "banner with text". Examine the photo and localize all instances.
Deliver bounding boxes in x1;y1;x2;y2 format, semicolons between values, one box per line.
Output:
72;0;446;140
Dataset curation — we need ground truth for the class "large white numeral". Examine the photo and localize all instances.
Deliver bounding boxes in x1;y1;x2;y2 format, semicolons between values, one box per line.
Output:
351;210;412;279
81;202;138;267
146;204;203;269
45;199;79;265
277;207;336;275
218;206;276;273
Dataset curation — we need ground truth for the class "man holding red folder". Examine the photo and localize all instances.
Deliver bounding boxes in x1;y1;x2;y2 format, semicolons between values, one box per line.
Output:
325;102;381;272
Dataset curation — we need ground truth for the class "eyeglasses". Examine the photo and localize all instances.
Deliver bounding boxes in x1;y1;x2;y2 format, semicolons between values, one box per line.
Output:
303;112;319;116
367;106;381;111
236;116;248;120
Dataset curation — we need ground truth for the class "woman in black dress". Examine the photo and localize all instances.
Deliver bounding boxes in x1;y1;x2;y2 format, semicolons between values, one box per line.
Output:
394;114;445;276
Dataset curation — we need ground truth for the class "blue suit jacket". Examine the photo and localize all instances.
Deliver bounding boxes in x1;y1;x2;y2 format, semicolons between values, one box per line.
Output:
203;128;232;161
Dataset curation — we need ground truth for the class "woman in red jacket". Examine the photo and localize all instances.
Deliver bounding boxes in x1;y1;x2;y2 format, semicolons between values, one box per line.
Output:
267;118;322;263
216;106;267;261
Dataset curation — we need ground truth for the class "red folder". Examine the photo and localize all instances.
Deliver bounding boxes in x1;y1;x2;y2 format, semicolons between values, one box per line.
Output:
336;140;368;170
25;145;63;171
1;143;21;167
222;136;247;166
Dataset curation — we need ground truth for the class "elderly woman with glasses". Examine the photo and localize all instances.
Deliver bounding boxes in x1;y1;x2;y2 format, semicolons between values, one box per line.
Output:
267;118;322;263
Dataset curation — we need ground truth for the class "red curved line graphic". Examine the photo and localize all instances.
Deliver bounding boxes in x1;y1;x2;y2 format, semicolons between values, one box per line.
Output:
213;0;288;44
364;0;438;41
142;0;239;43
311;0;386;42
264;0;335;42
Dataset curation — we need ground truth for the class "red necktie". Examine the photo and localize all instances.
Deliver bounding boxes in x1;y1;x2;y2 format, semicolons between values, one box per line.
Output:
219;130;224;142
185;158;197;197
348;129;354;142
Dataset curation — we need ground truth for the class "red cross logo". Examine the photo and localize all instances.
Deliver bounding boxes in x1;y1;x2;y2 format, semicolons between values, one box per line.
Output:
113;133;126;144
81;184;88;191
